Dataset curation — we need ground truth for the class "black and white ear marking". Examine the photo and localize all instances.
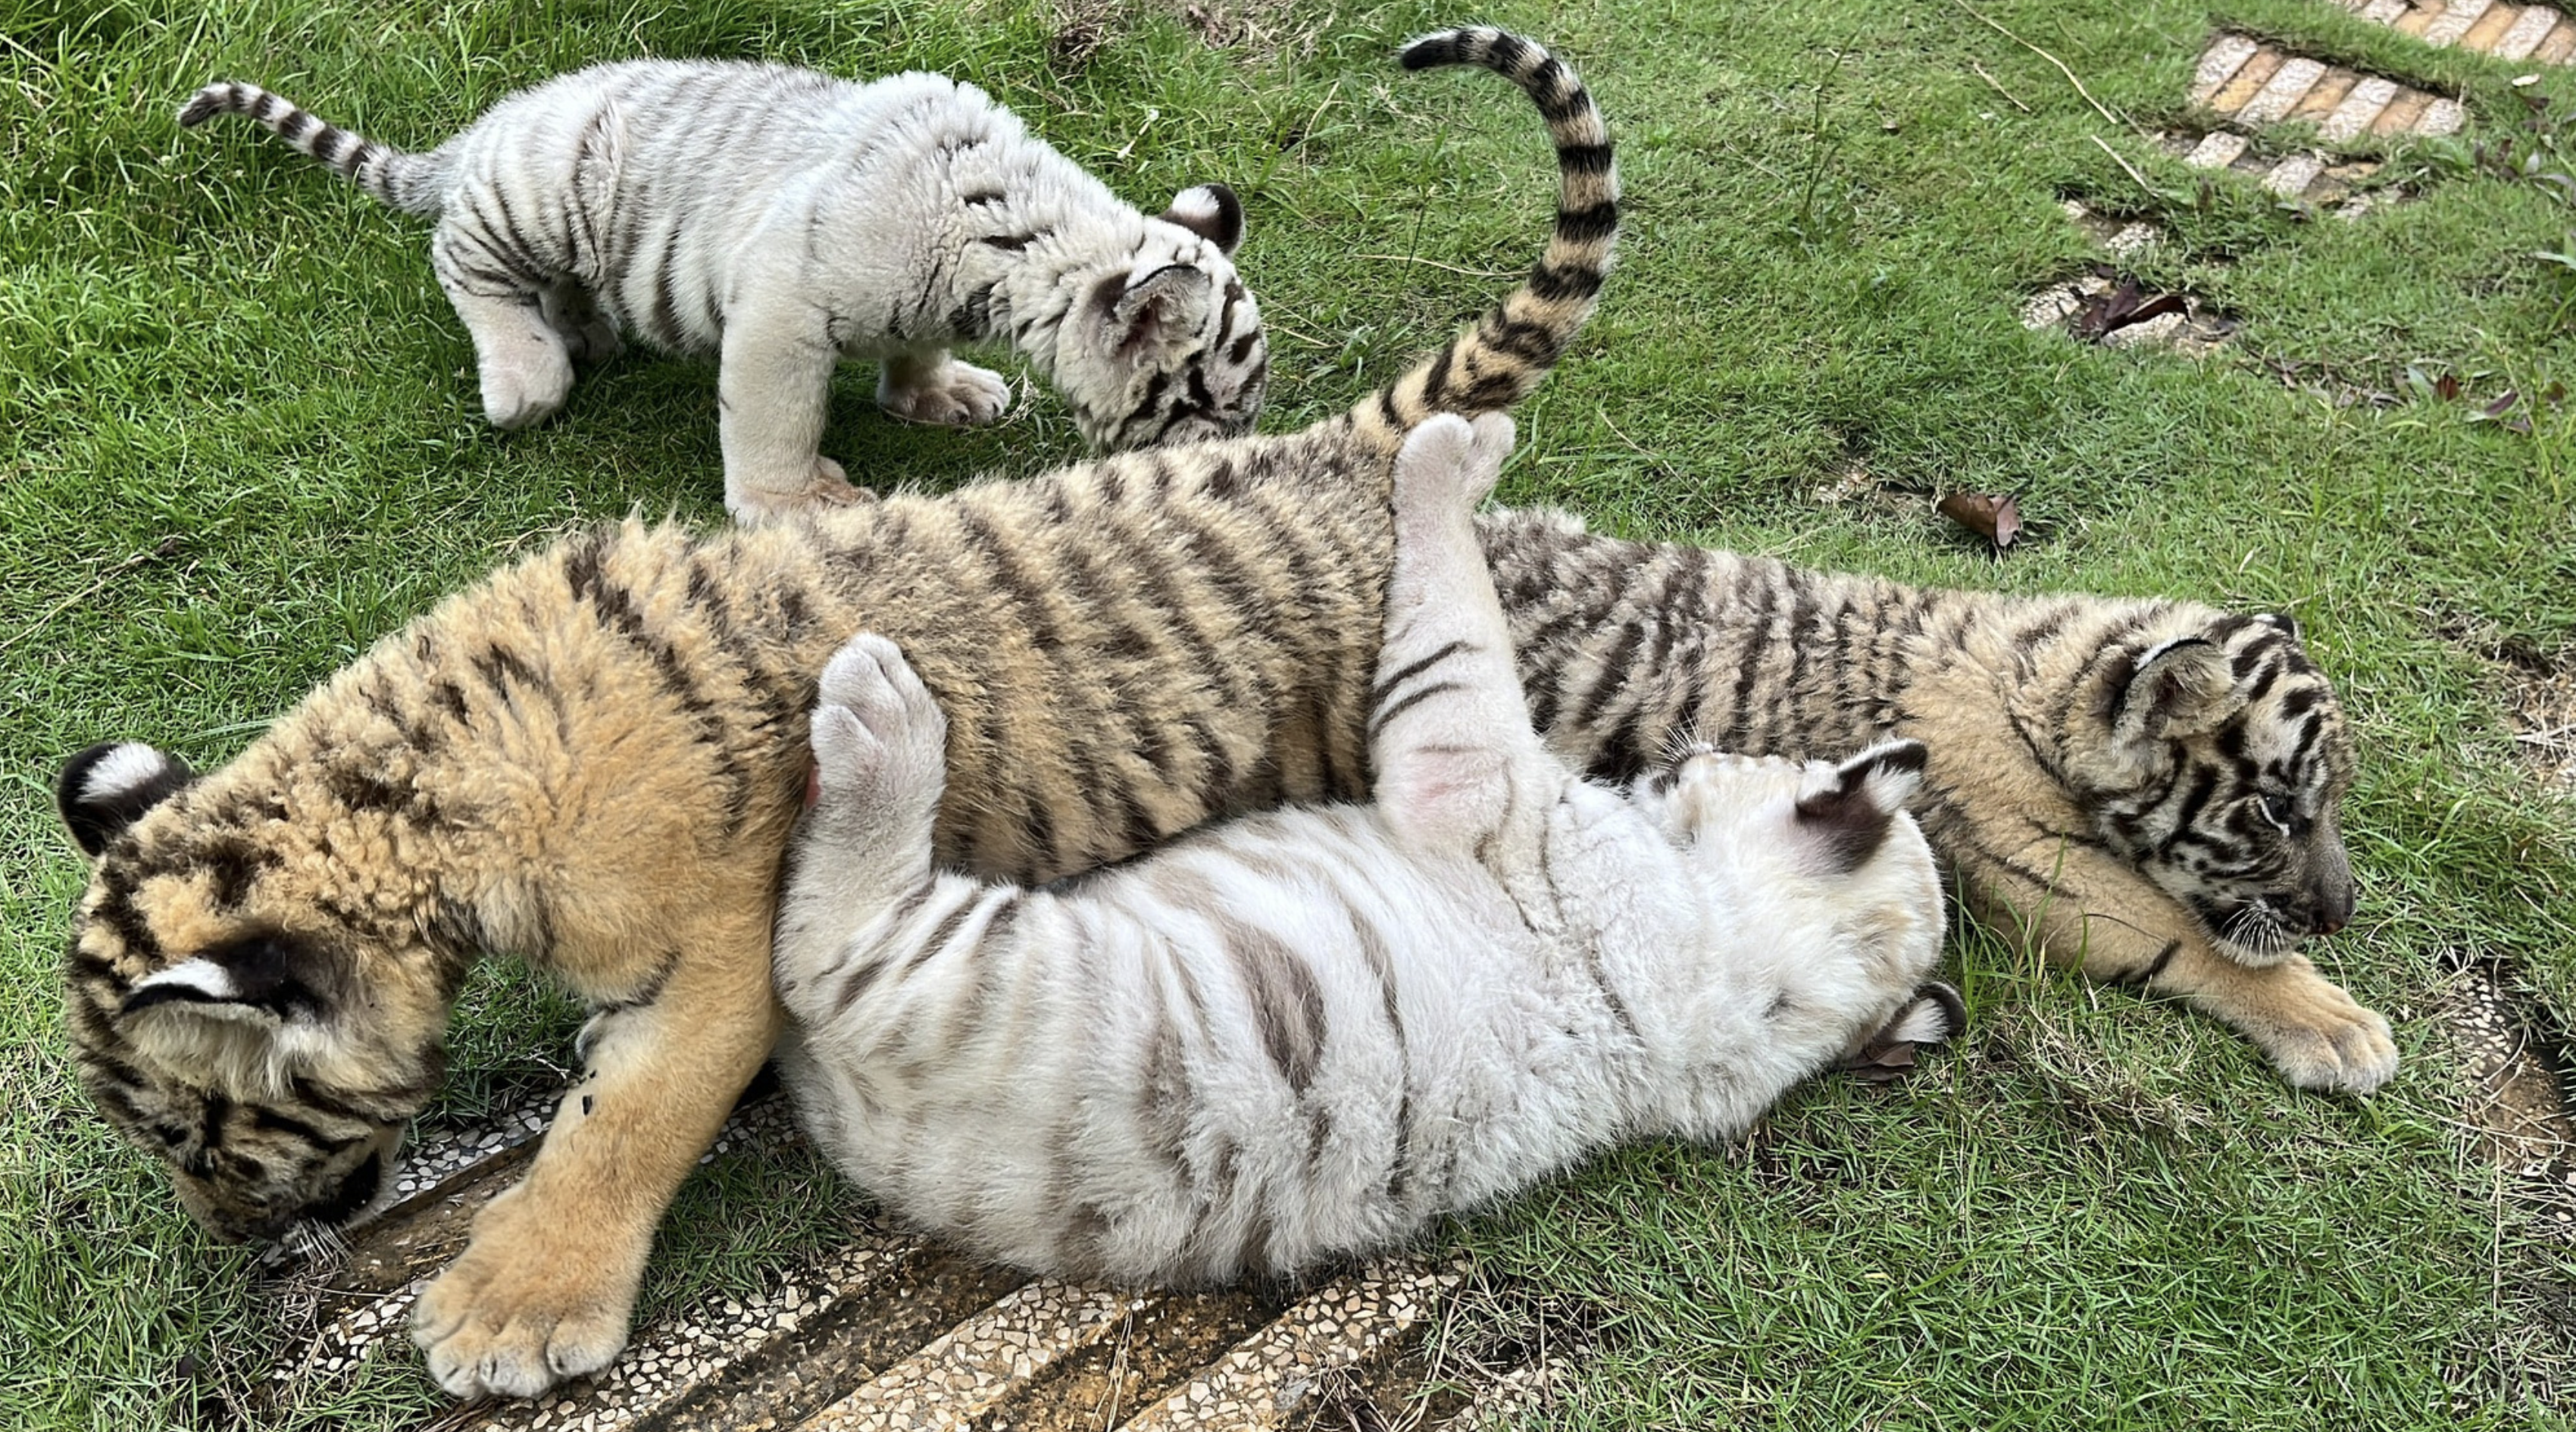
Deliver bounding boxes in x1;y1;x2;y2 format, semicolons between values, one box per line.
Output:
1794;739;1927;874
1884;980;1965;1047
1160;183;1245;256
58;741;195;858
1108;263;1213;357
122;958;243;1012
2112;636;2240;746
120;933;341;1025
1837;980;1965;1079
2259;611;2299;640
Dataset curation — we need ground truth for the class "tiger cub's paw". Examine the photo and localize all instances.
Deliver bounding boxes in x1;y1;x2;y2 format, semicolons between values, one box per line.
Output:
809;633;949;832
727;456;872;524
2241;961;2399;1095
478;339;575;432
1393;411;1515;517
411;1190;634;1398
877;356;1013;428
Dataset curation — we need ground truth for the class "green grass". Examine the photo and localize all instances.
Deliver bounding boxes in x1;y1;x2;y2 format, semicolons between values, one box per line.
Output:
2;0;2572;1426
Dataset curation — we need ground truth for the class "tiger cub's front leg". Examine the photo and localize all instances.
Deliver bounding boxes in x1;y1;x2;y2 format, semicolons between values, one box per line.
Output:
411;903;782;1398
1961;837;2396;1094
716;277;871;522
433;225;574;431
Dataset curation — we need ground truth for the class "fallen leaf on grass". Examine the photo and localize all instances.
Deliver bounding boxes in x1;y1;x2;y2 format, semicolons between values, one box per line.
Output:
1840;1040;1922;1085
2406;364;2465;403
1938;491;2023;552
2068;273;2189;342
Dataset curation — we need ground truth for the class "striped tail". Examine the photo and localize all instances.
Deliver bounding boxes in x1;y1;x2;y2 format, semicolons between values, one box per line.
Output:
178;80;448;216
1349;27;1618;449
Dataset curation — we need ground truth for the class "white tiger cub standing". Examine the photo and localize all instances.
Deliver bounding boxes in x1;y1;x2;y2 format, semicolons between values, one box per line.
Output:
180;61;1266;518
773;413;1960;1283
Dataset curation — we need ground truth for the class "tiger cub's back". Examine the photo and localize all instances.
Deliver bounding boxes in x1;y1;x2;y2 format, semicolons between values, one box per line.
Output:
727;426;1398;883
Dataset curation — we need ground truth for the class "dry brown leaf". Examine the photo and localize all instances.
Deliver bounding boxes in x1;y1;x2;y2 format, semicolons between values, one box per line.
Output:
1938;491;2023;552
1841;1042;1923;1085
2068;272;2191;343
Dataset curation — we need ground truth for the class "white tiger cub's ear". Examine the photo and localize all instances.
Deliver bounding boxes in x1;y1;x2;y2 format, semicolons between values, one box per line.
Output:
1108;263;1216;357
2111;636;2244;748
1159;183;1245;256
58;741;195;858
1793;739;1927;874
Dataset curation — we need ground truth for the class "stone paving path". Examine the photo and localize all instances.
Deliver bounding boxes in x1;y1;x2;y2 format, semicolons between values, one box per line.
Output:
259;1083;1537;1430
2030;4;2544;350
2328;0;2576;60
2184;32;2462;208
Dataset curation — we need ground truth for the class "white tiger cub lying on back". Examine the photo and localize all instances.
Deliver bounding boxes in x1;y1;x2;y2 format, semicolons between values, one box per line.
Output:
774;413;1961;1283
181;60;1265;519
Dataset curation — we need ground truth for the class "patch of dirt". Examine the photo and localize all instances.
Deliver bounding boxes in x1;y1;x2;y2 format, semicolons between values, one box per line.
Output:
1802;450;1948;534
2448;622;2576;796
2447;963;2576;1181
2503;652;2576;796
1049;0;1321;70
2439;955;2576;1405
1167;0;1318;59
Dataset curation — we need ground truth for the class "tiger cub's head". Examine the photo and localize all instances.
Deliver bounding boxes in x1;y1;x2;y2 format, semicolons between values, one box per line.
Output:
1633;739;1948;983
1053;184;1267;451
2064;613;2359;965
53;742;451;1243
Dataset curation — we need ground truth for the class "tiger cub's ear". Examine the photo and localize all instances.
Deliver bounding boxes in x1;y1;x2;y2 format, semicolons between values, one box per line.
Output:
1793;739;1928;874
122;932;346;1027
2111;636;2244;749
58;742;195;858
1107;263;1216;358
120;930;361;1090
1160;183;1246;256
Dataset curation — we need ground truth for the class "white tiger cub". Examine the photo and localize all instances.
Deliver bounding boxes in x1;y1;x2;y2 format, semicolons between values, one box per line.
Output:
180;61;1265;519
773;413;1960;1284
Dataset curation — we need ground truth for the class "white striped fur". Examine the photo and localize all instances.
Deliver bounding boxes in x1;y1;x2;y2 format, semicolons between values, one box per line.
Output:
774;416;1952;1283
180;63;1266;519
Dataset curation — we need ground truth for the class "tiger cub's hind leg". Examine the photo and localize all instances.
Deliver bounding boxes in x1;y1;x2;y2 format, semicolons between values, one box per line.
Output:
877;348;1013;429
1369;411;1552;855
431;224;575;431
1837;980;1966;1077
777;633;950;985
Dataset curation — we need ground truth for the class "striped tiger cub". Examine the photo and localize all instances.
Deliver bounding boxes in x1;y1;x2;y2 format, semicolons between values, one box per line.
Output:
180;58;1268;519
1481;510;2397;1095
55;27;1612;1401
774;413;1959;1284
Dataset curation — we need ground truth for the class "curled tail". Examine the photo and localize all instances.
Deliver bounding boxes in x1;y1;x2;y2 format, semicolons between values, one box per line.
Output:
178;81;448;216
1349;27;1618;449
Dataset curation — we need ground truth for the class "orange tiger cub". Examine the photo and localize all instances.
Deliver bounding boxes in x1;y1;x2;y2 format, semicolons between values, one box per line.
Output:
51;27;1614;1402
1482;508;2394;1094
